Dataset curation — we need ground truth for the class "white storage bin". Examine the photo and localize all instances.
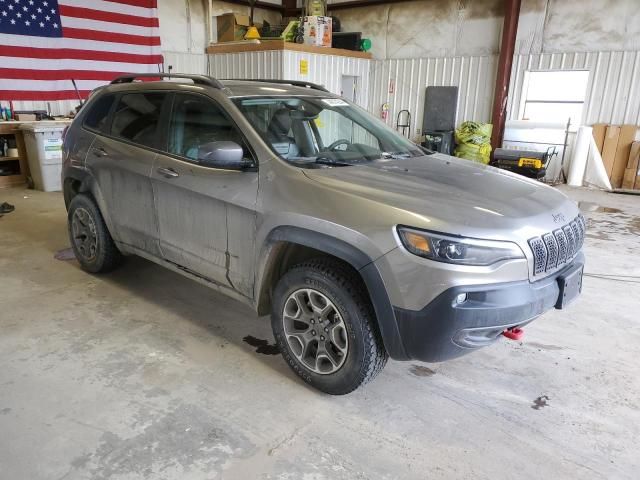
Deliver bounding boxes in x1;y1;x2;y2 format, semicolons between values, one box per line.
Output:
20;122;70;192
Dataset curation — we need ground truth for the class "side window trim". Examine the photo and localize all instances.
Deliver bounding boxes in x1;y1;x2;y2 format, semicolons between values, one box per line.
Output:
164;91;257;168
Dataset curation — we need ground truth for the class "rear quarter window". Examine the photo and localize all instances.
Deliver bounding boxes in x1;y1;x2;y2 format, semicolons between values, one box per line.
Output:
111;92;164;149
83;94;115;133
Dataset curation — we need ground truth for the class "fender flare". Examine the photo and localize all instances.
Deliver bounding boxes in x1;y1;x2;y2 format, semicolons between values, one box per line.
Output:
63;166;118;241
262;226;409;360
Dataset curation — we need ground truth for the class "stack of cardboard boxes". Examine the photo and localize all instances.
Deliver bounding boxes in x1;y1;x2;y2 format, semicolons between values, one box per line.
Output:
213;13;261;43
592;124;640;190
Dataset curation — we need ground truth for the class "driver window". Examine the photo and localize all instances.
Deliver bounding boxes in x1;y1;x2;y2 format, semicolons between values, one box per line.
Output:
168;94;251;163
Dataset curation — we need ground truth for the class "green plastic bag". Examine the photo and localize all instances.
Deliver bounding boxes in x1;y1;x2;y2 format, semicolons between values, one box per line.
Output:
454;121;493;164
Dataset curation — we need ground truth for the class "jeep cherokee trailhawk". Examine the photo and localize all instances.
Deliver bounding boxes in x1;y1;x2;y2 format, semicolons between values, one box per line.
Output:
62;74;585;394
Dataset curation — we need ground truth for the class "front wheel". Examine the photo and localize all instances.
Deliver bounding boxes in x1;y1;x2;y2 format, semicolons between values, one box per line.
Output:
271;258;388;395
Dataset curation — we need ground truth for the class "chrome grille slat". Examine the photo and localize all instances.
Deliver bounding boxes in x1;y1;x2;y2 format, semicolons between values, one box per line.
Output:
529;237;547;275
555;229;568;265
563;225;576;258
528;215;584;276
543;233;559;270
570;220;581;251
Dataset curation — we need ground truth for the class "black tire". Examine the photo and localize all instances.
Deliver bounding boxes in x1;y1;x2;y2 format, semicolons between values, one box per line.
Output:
271;258;388;395
67;193;122;273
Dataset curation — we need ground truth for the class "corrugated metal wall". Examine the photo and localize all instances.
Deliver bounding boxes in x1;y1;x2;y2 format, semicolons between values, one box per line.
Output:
209;51;284;80
366;50;640;142
508;51;640;126
367;56;498;140
11;49;639;133
162;50;208;75
282;52;370;108
208;50;371;108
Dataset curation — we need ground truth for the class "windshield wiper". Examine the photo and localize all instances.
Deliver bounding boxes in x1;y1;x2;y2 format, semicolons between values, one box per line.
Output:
314;156;353;167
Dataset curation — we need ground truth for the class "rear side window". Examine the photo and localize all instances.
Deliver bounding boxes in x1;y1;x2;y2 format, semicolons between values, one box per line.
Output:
111;93;164;148
83;94;115;133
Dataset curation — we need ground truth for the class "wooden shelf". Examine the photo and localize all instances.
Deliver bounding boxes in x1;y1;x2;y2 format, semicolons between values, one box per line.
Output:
0;173;25;188
0;123;28;188
206;39;372;60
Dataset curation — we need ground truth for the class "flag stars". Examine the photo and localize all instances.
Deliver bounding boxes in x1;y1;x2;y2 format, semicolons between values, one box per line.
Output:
24;19;29;25
7;4;13;9
39;21;43;27
52;22;57;28
15;11;20;17
45;14;49;20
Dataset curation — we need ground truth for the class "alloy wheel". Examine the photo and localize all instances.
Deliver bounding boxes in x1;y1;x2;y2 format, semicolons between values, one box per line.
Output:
282;288;349;374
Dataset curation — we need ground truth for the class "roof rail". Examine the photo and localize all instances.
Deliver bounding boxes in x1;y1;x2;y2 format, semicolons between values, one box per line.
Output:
228;79;329;93
111;73;225;89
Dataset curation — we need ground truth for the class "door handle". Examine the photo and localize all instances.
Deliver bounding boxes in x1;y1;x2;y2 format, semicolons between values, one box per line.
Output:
157;167;179;178
92;147;108;157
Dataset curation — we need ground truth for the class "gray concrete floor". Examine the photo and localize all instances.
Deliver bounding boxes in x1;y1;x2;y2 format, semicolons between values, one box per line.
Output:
0;185;639;480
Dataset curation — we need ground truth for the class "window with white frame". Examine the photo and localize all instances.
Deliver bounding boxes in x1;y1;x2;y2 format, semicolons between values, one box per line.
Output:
519;70;590;126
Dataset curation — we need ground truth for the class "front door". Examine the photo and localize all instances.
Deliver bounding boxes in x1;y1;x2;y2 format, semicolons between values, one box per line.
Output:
87;91;167;257
151;92;259;297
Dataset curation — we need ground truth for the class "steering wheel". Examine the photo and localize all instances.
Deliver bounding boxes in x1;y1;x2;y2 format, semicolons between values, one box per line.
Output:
326;139;351;151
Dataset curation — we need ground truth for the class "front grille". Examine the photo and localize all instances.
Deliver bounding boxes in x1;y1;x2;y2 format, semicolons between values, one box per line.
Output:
528;214;585;276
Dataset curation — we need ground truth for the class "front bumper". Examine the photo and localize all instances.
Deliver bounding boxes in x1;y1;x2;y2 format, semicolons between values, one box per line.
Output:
392;253;584;362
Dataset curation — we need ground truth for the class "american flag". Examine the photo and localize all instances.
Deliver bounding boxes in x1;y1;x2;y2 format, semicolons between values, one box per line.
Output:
0;0;162;101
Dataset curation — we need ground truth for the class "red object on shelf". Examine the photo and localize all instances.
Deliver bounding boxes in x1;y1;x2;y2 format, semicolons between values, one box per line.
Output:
502;327;524;341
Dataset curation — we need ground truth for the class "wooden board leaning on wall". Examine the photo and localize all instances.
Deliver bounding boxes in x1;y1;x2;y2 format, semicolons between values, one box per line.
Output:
592;124;640;190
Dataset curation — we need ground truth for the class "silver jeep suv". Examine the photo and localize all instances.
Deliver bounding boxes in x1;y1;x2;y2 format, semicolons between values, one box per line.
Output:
62;74;585;394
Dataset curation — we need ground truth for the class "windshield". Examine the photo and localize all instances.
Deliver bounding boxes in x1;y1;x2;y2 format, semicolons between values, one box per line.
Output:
232;96;430;167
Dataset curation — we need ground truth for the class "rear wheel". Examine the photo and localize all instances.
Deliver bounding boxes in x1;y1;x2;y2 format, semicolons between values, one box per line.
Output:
68;194;122;273
271;258;388;395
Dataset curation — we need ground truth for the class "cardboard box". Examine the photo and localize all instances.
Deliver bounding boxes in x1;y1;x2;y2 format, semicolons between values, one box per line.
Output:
15;113;37;121
302;16;332;47
610;125;637;188
600;125;620;179
622;141;640;189
214;13;251;43
591;124;607;154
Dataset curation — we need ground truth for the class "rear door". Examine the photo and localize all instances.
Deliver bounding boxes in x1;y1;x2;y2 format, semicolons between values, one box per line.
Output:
87;91;168;256
151;92;259;296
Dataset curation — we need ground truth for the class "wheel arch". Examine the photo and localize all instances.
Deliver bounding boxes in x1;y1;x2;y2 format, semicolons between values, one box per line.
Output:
256;226;409;360
63;167;118;241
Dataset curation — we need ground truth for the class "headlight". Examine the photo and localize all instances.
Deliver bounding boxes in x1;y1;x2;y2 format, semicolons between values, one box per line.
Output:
397;226;524;266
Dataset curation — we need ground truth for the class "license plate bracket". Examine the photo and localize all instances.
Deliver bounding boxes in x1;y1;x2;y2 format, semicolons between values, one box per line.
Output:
555;265;583;309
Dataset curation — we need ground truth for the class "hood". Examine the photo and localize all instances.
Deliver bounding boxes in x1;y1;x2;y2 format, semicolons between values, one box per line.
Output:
302;153;580;240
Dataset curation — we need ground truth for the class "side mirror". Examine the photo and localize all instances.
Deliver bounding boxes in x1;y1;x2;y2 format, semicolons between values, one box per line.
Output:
197;141;252;170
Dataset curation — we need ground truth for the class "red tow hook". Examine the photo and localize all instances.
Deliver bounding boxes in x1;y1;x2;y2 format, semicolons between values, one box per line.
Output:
502;327;524;341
